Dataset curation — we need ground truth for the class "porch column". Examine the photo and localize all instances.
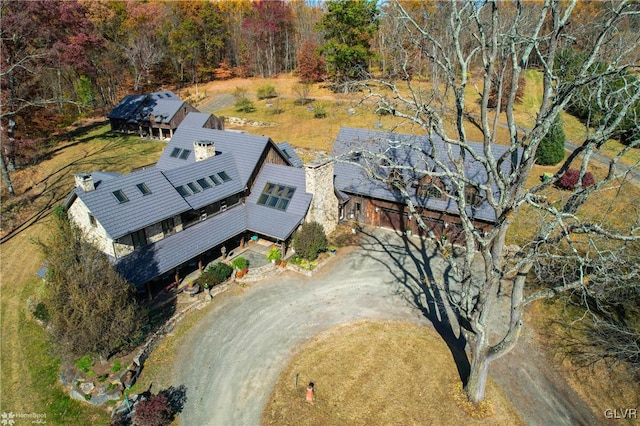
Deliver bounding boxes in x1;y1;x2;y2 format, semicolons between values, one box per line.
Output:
146;282;152;301
174;268;180;285
198;255;203;272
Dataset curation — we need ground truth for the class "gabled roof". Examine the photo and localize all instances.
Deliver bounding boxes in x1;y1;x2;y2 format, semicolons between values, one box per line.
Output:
107;91;183;125
113;164;311;285
277;142;304;168
332;127;519;223
246;163;312;240
162;153;245;211
155;127;271;185
74;168;191;240
179;112;214;129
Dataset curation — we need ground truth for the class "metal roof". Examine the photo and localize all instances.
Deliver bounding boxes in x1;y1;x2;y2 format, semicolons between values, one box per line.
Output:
179;112;214;129
107;91;183;124
332;127;520;223
277;142;304;168
75;168;191;240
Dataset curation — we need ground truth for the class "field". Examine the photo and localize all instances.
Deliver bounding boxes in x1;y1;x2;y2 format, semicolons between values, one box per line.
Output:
0;73;637;424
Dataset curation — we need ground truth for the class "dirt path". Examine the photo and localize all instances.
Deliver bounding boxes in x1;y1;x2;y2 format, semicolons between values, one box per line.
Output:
173;229;601;425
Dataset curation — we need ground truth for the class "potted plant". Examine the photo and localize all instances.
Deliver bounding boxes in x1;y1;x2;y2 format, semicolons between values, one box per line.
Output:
328;245;337;255
231;256;248;271
266;247;282;264
405;225;412;236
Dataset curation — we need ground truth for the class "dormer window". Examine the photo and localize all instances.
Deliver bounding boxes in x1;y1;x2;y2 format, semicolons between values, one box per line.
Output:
421;183;442;199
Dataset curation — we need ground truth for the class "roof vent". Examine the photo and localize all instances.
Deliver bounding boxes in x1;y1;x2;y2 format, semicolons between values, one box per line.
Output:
74;173;95;192
194;140;216;161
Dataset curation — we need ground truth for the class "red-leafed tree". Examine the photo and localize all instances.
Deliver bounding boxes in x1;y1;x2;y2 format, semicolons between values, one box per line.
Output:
0;0;103;196
241;0;294;77
296;39;325;83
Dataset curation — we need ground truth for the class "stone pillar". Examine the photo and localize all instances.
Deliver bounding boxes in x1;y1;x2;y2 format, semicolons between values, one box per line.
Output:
305;159;339;235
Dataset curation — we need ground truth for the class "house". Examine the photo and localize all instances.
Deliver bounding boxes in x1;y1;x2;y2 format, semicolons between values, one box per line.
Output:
107;91;222;139
65;113;335;291
331;127;519;244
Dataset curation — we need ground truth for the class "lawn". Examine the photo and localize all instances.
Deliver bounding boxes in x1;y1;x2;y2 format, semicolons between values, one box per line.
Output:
0;125;164;423
263;321;522;425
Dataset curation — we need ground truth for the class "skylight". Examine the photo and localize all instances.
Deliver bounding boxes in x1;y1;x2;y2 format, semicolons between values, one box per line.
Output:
136;183;151;196
197;178;212;189
217;171;231;182
170;148;181;158
179;149;191;160
209;175;222;185
187;182;202;193
176;186;191;197
257;182;296;211
112;190;129;203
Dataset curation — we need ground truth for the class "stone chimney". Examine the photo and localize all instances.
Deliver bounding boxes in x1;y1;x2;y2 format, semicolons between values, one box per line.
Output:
305;159;339;235
194;140;216;161
74;173;95;192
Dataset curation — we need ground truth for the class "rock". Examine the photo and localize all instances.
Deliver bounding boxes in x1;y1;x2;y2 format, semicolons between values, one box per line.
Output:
347;108;356;115
70;388;87;402
80;381;95;394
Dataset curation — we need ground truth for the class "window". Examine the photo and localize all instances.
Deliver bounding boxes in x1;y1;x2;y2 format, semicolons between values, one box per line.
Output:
209;175;222;185
161;217;174;236
187;182;202;193
257;182;296;211
176;185;191;197
131;229;147;249
136;183;151;196
465;187;482;207
112;190;129;203
282;149;291;159
197;178;212;189
88;213;96;227
179;149;191;160
217;171;231;182
389;169;403;186
421;183;442;199
170;148;181;158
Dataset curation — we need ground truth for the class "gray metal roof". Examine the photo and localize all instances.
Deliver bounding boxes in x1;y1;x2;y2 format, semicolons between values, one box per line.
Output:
115;205;247;285
246;163;312;240
155;127;271;185
179;112;214;129
107;91;183;124
162;152;245;211
277;142;304;168
75;168;192;239
332;127;519;223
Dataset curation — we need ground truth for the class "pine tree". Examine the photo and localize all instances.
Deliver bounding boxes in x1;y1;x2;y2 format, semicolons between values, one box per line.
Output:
536;115;566;166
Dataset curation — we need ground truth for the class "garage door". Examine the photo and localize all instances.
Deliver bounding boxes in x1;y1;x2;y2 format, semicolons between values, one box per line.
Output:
380;208;408;232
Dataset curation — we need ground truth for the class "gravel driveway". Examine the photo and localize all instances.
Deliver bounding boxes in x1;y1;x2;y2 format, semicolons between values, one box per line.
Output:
174;229;599;426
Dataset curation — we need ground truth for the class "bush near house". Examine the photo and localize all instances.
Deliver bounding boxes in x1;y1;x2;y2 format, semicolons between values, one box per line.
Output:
256;83;277;99
194;262;233;288
292;221;327;261
231;256;249;270
536;115;566;166
558;168;595;190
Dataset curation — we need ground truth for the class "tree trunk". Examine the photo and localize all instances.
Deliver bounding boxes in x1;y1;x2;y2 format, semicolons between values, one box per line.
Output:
464;344;490;404
0;153;15;197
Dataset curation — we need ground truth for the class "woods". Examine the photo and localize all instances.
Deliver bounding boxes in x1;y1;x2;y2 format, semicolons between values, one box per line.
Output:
1;0;638;410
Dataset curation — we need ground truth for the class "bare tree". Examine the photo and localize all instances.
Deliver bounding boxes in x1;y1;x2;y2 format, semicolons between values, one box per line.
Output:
340;0;640;404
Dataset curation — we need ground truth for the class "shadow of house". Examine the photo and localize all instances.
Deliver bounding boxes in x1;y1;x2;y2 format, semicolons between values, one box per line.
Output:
108;91;221;139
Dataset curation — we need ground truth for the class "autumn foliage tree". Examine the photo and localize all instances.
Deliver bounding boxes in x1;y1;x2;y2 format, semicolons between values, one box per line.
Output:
296;39;325;82
37;207;144;359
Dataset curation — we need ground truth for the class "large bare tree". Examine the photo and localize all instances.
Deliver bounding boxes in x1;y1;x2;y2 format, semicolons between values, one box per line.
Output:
342;0;639;404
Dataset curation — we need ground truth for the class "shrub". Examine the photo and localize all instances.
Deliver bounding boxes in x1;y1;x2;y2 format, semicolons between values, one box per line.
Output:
235;98;256;113
314;105;327;118
292;221;327;261
536;115;566;166
33;302;50;322
75;355;93;373
266;247;282;262
231;256;248;270
256;84;277;99
195;262;233;288
111;359;122;373
133;393;173;426
558;168;595;190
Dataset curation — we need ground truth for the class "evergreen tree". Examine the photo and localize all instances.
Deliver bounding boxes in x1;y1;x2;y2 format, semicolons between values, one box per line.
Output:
536;115;566;166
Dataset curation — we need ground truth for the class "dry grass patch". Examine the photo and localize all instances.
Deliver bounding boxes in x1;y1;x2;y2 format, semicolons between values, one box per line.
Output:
530;301;640;425
262;321;522;426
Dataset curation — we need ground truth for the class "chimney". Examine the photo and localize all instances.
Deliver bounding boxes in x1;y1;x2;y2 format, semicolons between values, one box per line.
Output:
194;140;216;161
74;173;95;192
305;159;339;235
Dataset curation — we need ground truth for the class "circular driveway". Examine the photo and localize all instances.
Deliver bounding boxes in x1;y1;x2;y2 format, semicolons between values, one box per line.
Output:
174;232;430;426
174;230;599;426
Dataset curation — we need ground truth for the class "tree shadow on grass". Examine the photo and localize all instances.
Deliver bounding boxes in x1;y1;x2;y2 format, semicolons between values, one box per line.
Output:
357;228;471;385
